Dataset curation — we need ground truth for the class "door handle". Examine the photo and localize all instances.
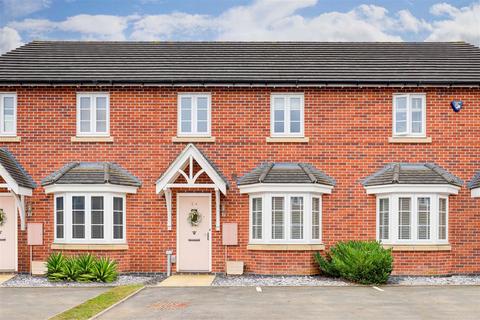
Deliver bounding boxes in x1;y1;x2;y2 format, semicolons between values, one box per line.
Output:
206;232;210;241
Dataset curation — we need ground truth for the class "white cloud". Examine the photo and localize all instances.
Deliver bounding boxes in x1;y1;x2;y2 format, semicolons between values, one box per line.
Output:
427;2;480;46
131;0;405;42
397;10;432;33
1;0;50;17
11;14;131;41
0;26;22;54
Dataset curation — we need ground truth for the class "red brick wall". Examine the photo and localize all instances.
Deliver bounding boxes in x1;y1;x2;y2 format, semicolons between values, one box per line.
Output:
3;85;480;275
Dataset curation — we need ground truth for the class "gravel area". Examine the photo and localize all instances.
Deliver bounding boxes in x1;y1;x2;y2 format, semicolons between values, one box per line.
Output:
1;274;162;287
212;274;351;286
389;275;480;286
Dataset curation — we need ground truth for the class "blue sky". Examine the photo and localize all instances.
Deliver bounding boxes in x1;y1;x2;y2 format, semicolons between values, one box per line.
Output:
1;0;479;53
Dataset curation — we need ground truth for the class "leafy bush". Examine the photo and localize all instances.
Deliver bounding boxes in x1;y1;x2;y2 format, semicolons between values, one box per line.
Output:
92;257;118;283
45;253;118;283
314;241;393;284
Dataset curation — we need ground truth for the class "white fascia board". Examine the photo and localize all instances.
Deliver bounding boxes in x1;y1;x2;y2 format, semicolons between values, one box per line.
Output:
471;188;480;198
156;143;227;195
364;184;460;195
44;183;138;194
0;163;32;196
238;183;334;194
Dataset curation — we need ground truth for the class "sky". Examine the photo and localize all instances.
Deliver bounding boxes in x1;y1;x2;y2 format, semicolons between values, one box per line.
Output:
0;0;479;54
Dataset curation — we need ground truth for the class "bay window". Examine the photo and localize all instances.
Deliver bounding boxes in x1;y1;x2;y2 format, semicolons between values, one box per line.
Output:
249;193;322;244
54;193;126;243
377;194;448;244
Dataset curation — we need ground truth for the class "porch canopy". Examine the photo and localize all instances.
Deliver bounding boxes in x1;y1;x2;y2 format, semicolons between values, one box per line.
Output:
156;144;228;231
0;148;37;230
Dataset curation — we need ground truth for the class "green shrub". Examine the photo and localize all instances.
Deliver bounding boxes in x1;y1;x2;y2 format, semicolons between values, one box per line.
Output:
46;252;66;281
92;257;118;283
76;254;96;282
45;253;118;283
314;241;393;284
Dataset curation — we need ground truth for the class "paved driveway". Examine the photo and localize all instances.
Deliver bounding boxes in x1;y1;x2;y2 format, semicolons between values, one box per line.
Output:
0;287;107;320
99;286;480;320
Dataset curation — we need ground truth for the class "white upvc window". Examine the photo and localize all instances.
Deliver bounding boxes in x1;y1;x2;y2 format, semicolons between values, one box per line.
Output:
249;193;322;244
0;93;17;136
54;193;126;244
76;93;110;136
178;93;211;136
376;194;448;245
393;94;426;137
271;94;304;137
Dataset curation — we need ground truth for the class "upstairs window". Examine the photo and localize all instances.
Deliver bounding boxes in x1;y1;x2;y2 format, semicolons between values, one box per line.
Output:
271;94;304;137
377;194;448;245
393;94;426;137
77;93;109;136
0;93;16;136
178;94;211;136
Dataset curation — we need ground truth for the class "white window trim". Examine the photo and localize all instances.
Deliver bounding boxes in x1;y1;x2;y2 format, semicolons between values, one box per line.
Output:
177;93;212;137
0;93;17;136
54;192;126;244
270;93;304;137
376;193;449;245
248;192;322;245
76;92;110;137
392;93;426;137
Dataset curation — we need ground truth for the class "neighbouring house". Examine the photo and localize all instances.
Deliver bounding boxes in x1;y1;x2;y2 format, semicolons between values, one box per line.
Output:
1;41;480;275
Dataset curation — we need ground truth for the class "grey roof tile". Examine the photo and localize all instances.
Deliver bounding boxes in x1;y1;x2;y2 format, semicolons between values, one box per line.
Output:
363;163;463;187
468;171;480;189
238;162;335;186
1;41;480;85
42;162;141;187
0;148;36;189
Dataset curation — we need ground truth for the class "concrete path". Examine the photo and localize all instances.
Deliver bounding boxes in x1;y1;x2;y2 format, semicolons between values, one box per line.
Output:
158;274;216;287
0;287;107;320
98;286;480;320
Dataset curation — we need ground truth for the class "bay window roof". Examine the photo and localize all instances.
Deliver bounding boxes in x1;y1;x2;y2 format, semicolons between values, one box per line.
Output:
363;163;463;187
363;163;462;195
238;162;335;186
42;162;141;193
467;171;480;197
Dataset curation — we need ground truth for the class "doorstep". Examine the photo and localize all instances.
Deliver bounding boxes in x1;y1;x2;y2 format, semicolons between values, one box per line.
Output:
157;274;216;287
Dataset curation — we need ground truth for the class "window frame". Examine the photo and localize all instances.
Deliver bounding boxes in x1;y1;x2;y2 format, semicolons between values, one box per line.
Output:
177;93;212;137
376;193;448;245
76;92;110;137
249;192;322;245
0;93;17;136
270;93;305;138
392;93;426;137
54;192;126;244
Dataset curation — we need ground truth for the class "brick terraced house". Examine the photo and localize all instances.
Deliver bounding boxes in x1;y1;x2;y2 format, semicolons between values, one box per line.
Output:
0;41;480;275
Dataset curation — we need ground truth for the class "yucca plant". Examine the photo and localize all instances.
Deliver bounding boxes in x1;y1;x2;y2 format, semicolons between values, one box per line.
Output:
314;240;393;284
76;253;97;282
92;257;118;283
62;256;80;281
46;252;66;281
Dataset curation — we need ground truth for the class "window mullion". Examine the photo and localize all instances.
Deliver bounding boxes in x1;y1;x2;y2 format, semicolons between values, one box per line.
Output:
192;97;197;134
285;100;291;134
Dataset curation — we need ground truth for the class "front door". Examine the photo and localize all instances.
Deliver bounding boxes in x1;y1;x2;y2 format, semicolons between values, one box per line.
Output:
177;194;211;272
0;196;16;271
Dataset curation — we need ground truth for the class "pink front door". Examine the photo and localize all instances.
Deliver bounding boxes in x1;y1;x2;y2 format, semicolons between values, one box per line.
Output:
0;195;16;271
177;194;211;272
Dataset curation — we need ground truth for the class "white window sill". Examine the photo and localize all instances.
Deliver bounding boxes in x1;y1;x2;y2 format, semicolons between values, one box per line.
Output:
71;136;114;143
172;136;215;143
266;137;309;143
382;244;451;251
388;136;432;144
51;243;128;250
247;244;325;251
0;136;21;142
